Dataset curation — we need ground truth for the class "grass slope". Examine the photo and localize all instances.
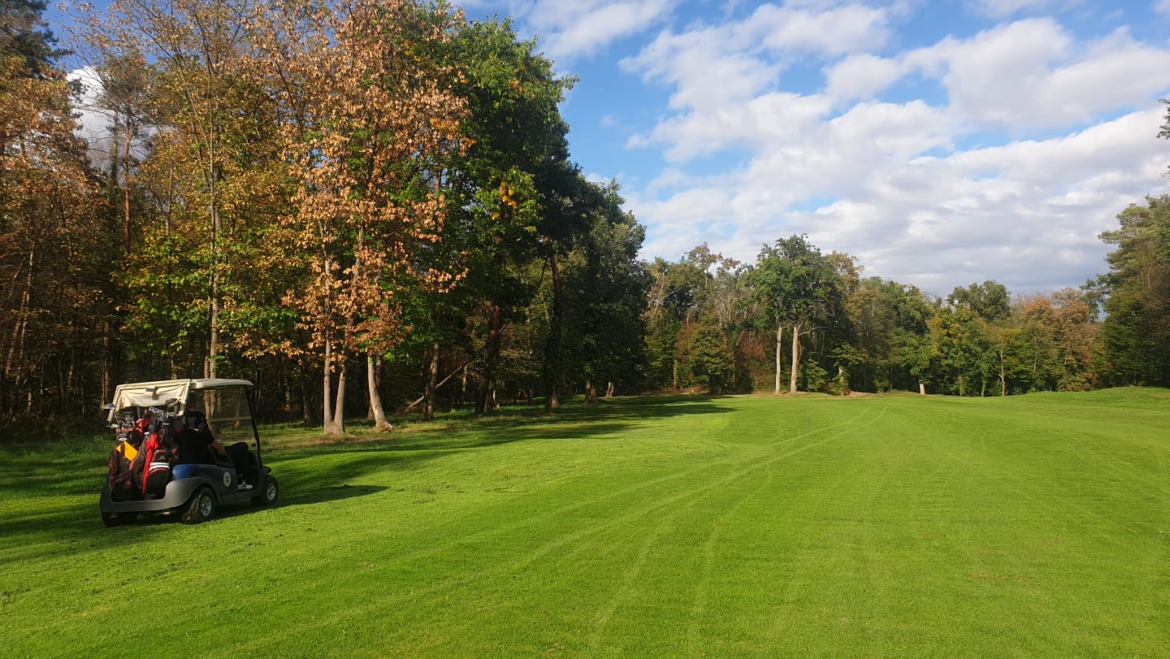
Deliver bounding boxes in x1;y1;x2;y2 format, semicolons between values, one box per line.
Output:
2;390;1169;657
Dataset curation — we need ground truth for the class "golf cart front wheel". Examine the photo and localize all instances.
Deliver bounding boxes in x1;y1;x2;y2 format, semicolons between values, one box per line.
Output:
101;512;121;527
182;487;216;524
253;476;279;507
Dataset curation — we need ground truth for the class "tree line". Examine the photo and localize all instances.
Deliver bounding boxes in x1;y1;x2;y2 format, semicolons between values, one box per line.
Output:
2;0;1168;435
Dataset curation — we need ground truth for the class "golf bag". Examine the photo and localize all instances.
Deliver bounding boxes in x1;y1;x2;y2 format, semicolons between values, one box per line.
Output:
107;442;142;502
140;431;176;498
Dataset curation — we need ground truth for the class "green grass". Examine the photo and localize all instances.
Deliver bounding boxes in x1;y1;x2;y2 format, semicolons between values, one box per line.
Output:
2;389;1169;657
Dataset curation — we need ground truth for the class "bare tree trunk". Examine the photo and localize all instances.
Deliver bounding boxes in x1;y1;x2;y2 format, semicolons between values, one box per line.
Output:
774;322;784;395
999;348;1007;397
326;358;347;436
459;365;467;407
206;199;220;379
101;320;112;405
605;381;614;398
122;124;133;254
789;321;801;394
424;342;439;420
322;336;334;431
543;246;562;413
919;382;926;396
4;253;31;380
478;304;502;415
368;355;391;431
585;380;597;405
302;378;315;425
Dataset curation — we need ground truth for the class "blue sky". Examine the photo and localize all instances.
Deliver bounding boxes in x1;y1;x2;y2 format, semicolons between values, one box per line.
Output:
50;0;1170;295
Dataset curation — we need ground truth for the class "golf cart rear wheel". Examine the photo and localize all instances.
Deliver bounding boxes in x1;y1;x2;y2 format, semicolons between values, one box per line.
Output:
252;476;279;507
182;487;216;524
101;512;121;527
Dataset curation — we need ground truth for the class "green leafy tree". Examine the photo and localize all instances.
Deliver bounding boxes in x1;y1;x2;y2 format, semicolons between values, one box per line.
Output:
439;18;575;414
948;280;1011;323
1096;197;1170;386
556;181;649;402
846;278;934;392
746;235;846;394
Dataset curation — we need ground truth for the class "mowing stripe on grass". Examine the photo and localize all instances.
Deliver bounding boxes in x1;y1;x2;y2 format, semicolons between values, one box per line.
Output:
2;390;1168;657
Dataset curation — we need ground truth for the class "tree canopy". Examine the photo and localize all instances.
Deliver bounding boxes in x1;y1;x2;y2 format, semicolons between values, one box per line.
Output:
0;0;1166;434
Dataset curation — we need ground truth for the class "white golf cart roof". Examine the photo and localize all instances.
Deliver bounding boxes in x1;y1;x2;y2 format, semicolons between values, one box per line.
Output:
106;378;253;422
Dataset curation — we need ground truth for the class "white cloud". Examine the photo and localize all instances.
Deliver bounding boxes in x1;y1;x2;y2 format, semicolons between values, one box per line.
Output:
634;91;836;161
968;0;1060;18
908;19;1073;127
1158;0;1170;16
749;3;892;56
622;26;780;111
902;21;1170;129
825;53;905;99
68;67;117;166
635;107;1170;294
515;0;677;60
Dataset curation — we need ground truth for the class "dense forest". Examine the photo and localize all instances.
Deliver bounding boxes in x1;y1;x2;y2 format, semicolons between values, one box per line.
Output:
2;0;1169;434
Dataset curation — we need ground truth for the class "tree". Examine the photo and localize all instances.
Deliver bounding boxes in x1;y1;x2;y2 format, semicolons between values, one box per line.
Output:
948;280;1010;323
845;278;934;393
90;0;270;380
1;0;108;421
250;0;468;435
927;307;985;396
555;180;649;402
1096;197;1170;386
746;235;846;394
438;17;575;415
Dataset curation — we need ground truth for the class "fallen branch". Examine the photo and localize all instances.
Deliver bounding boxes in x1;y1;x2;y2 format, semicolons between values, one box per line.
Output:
404;359;471;411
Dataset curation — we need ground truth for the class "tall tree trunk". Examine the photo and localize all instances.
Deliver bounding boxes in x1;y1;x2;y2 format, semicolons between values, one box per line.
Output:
543;246;562;413
206;195;220;379
302;377;315;425
999;348;1007;397
459;365;467;407
789;321;802;394
368;355;391;431
326;358;347;436
322;336;334;431
424;342;439;420
5;251;34;399
585;380;597;405
122;122;133;254
478;304;502;415
774;322;784;395
101;320;112;406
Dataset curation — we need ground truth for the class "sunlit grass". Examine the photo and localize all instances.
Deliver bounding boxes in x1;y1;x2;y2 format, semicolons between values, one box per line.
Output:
2;389;1168;656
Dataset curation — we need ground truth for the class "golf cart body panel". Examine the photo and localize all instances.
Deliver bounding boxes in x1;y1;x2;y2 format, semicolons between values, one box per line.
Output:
99;378;277;523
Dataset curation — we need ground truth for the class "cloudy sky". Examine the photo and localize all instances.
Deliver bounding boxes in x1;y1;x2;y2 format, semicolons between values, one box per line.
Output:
51;0;1170;296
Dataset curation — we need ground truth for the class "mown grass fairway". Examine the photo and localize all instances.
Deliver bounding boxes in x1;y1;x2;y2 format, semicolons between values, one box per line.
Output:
3;389;1169;657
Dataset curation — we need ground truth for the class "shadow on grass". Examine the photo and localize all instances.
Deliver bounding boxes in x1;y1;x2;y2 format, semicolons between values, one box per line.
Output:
277;483;387;508
283;396;730;454
0;394;729;560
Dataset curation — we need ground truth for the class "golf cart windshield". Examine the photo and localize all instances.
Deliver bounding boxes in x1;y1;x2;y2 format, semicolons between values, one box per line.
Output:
188;385;256;447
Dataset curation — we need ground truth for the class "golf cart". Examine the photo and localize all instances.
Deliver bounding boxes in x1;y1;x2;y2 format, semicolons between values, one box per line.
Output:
99;378;278;526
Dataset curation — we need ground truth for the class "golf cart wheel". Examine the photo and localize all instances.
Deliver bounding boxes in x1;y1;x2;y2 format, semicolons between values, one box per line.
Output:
101;512;122;528
252;476;279;507
182;487;217;524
